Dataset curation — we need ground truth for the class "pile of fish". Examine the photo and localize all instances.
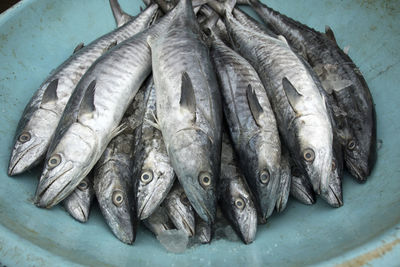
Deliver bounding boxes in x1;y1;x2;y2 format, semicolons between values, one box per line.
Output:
7;0;376;250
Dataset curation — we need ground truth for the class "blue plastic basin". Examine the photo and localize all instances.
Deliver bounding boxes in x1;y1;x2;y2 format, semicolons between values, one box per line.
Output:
0;0;399;266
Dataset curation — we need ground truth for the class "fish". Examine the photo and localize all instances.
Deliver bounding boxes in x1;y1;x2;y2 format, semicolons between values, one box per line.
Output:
33;2;182;208
275;146;291;213
93;82;149;244
149;0;222;224
290;162;316;205
247;0;376;181
62;175;94;223
135;79;176;220
8;3;159;176
210;0;335;196
219;133;257;244
143;205;175;236
206;17;280;219
164;182;196;237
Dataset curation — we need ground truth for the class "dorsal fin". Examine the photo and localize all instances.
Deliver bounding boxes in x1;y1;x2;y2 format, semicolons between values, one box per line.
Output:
180;72;196;122
109;0;133;27
73;43;85;54
41;79;59;106
246;84;264;126
102;41;118;55
278;35;289;46
78;80;96;118
325;25;337;44
282;77;302;113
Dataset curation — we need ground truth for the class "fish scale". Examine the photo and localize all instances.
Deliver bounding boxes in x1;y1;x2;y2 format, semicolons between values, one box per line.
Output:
8;4;159;176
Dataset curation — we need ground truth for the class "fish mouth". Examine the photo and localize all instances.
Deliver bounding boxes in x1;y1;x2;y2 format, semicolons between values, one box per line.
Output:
35;164;74;208
238;208;257;245
185;187;215;224
321;184;343;208
8;142;41;176
98;200;135;244
345;157;368;182
276;196;284;213
170;205;195;237
138;177;172;220
63;192;90;223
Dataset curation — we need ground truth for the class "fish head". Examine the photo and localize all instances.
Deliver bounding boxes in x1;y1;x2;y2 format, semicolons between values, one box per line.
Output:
137;150;175;220
8;109;59;175
245;134;281;218
168;129;219;224
298;126;333;195
343;137;370;182
63;176;94;222
165;184;196;237
221;177;257;244
35;125;96;208
95;162;136;244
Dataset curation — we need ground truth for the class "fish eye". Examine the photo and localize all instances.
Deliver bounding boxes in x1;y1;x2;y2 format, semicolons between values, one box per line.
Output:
18;132;31;143
47;154;61;169
347;140;356;150
140;170;153;184
112;190;124;206
198;172;212;188
77;180;88;191
234;197;245;210
180;193;190;206
303;148;315;162
259;170;270;184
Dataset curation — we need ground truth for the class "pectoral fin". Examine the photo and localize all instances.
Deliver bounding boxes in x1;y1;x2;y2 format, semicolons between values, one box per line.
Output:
246;84;264;127
282;77;302;114
180;72;196;122
41;79;59;107
78;80;96;119
102;41;117;54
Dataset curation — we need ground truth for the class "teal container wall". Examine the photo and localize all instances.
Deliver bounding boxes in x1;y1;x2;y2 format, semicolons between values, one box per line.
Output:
0;0;399;266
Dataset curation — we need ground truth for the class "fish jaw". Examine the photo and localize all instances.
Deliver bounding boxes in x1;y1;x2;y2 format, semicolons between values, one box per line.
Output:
8;138;45;176
63;177;94;222
63;191;91;223
97;189;136;244
344;151;369;182
137;156;175;220
9;109;59;175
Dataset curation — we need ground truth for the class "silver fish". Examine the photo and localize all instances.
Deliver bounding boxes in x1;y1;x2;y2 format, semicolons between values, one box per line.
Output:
247;0;376;181
275;146;291;213
33;3;183;208
149;0;222;223
164;182;196;237
213;2;334;196
62;175;94;223
8;4;159;176
136;79;175;220
219;133;257;244
207;21;280;218
93;84;149;244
